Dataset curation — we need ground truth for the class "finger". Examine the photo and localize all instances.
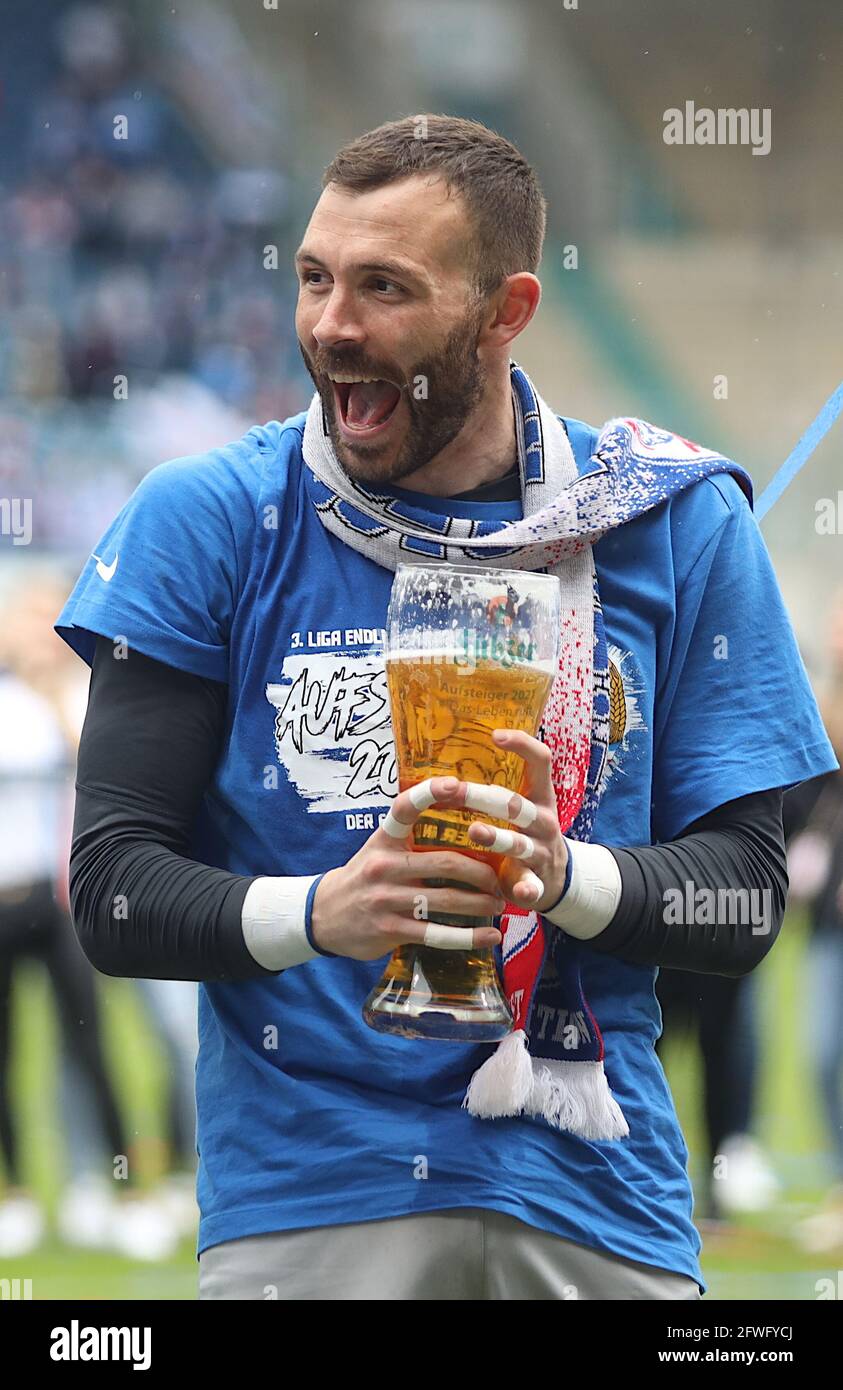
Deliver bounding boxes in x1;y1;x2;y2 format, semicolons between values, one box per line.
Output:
419;886;505;918
381;777;545;851
406;852;503;896
418;776;539;829
380;776;459;840
423;923;494;950
499;860;545;906
387;919;502;951
467;822;536;861
461;781;539;829
491;728;555;803
382;776;539;836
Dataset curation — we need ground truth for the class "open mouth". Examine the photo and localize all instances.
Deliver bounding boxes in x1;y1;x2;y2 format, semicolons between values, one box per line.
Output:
329;375;402;437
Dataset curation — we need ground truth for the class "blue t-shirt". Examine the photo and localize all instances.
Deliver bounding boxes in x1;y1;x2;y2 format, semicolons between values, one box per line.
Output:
55;412;837;1293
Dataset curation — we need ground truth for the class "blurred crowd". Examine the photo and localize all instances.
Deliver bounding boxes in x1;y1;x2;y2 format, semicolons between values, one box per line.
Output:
0;2;307;552
0;575;198;1260
0;0;310;1260
653;592;843;1253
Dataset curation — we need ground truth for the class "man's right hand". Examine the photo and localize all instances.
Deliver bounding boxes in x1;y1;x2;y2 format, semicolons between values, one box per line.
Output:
310;776;506;960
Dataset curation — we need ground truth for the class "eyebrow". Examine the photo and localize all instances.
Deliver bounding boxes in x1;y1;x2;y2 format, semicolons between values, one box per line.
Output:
294;249;428;290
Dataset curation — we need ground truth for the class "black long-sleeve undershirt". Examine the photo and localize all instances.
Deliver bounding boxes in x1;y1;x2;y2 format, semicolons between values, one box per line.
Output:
70;637;265;982
69;635;788;982
588;788;787;976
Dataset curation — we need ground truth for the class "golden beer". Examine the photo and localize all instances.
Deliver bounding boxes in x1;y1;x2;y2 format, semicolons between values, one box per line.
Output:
362;563;561;1043
387;653;554;867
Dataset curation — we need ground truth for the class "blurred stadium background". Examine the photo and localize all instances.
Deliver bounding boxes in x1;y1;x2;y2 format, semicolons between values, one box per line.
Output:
0;0;841;1298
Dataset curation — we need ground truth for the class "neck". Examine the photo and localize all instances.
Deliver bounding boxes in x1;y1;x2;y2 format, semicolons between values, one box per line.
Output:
387;362;517;497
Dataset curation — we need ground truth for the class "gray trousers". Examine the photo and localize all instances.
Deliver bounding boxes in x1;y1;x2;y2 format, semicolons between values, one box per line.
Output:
198;1207;702;1300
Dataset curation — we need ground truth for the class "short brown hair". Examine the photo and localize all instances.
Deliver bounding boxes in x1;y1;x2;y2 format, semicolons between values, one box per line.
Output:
322;114;546;298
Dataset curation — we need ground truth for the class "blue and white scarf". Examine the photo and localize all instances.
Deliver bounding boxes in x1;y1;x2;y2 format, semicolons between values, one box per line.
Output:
303;362;753;1141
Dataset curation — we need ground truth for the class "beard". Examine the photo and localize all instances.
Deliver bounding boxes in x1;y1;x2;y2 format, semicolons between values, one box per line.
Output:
298;302;487;486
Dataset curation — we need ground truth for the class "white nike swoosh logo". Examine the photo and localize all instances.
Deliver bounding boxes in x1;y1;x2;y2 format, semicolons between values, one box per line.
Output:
92;551;119;582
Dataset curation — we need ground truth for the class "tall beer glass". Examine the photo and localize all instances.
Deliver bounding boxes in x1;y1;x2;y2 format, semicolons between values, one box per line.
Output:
362;563;561;1041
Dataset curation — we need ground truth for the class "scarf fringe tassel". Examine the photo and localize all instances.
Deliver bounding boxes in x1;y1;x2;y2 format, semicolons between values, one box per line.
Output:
462;1030;630;1141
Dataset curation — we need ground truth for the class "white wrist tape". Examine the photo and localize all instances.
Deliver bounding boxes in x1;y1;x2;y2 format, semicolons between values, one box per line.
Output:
543;840;622;940
241;875;323;971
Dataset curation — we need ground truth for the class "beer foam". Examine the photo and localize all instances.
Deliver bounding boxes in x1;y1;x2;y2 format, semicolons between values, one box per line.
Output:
387;647;556;676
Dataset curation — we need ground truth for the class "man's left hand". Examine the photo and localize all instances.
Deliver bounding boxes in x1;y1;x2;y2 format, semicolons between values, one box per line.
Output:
422;727;568;914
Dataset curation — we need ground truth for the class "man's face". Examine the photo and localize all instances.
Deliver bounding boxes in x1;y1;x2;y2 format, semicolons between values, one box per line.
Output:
295;175;488;485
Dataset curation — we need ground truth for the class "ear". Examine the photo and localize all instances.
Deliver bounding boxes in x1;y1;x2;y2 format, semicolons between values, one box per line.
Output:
478;272;542;350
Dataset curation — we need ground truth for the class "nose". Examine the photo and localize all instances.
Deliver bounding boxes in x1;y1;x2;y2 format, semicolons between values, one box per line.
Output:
311;286;366;349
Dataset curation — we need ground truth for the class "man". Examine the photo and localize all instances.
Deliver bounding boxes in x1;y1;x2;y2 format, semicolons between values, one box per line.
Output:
55;115;836;1300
